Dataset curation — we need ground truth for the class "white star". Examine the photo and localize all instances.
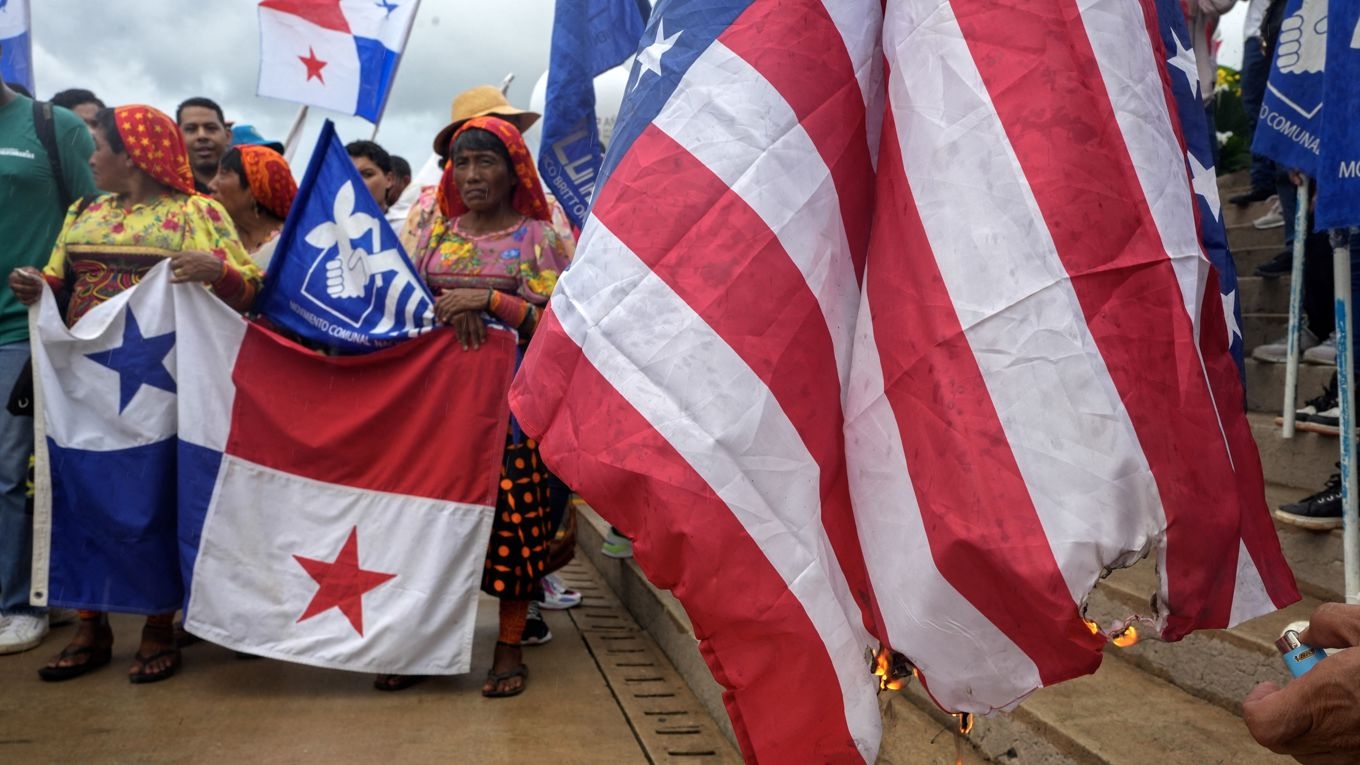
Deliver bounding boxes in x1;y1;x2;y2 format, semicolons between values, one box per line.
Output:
1188;151;1221;223
1222;288;1241;345
635;19;681;81
1167;29;1199;100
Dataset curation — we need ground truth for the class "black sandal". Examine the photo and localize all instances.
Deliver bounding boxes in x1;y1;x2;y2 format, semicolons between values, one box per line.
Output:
373;673;428;692
128;647;182;684
37;641;113;682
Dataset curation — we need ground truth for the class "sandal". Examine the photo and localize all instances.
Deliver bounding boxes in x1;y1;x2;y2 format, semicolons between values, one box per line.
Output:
482;664;528;697
373;673;428;692
128;648;182;684
37;641;113;682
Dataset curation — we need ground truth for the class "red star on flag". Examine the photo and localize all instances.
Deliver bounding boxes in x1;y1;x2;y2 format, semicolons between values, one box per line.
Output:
294;527;396;636
299;46;328;83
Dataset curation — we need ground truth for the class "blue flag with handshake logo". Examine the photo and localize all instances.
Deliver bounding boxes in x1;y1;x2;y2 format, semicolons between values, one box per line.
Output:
257;119;435;353
538;0;649;230
1315;1;1360;230
1252;0;1327;177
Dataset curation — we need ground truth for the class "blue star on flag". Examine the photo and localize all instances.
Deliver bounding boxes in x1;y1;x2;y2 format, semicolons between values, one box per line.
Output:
85;308;176;413
375;0;399;16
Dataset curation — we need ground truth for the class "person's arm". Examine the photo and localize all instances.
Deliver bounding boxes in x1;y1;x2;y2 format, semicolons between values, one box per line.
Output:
491;222;569;337
176;196;263;311
1243;603;1360;760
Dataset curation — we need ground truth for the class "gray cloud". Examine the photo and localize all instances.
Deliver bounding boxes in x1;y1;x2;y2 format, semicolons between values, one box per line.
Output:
29;0;554;170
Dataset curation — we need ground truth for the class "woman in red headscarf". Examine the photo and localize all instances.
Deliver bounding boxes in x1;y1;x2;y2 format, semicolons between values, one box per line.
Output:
209;144;297;270
373;116;571;697
8;105;262;685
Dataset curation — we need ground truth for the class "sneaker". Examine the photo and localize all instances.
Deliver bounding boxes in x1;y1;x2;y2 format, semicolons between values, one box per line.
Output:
1253;199;1285;229
539;573;581;610
1276;474;1342;530
1252;327;1319;364
520;602;553;646
1303;332;1338;366
1254;251;1293;279
1296;376;1338;423
0;614;48;655
601;527;633;559
1229;186;1274;206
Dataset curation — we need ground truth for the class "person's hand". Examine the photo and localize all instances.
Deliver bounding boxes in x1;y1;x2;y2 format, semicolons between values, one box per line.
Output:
448;311;486;351
1243;603;1360;763
8;267;45;306
169;252;226;284
433;288;491;324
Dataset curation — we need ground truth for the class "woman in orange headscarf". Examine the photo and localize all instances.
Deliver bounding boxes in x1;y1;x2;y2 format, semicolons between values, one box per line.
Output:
8;105;261;685
209;144;297;270
373;116;571;697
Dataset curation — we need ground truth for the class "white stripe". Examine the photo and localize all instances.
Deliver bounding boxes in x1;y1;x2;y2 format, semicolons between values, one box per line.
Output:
257;8;362;114
843;266;1041;712
173;273;250;452
651;41;860;389
819;0;885;168
878;1;1167;607
555;219;880;763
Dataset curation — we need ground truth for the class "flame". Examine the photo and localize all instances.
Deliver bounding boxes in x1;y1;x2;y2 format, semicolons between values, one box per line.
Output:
957;712;974;735
869;646;910;692
1112;625;1139;648
1083;618;1100;634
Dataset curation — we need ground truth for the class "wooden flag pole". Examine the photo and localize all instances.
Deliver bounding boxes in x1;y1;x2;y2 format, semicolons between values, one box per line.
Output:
282;105;309;163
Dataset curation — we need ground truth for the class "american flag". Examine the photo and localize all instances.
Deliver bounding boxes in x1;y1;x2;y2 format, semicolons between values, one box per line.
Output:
510;0;1299;761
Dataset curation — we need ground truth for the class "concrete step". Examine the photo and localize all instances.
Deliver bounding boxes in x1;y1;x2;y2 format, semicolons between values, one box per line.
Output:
1242;313;1287;351
899;650;1291;765
1244;357;1334;414
1267;482;1346;603
1218;169;1251;190
1227;222;1286;252
1224;198;1279;228
1233;244;1289;274
1237;275;1291;315
1251;410;1339;492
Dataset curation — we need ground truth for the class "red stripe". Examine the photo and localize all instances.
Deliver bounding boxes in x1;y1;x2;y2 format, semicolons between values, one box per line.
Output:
953;0;1250;634
259;0;350;32
591;126;885;641
229;324;514;504
867;107;1105;683
719;0;876;279
1130;0;1299;615
511;312;864;763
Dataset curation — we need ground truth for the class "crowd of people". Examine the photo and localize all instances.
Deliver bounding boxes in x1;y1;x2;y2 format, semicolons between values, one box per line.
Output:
0;74;624;699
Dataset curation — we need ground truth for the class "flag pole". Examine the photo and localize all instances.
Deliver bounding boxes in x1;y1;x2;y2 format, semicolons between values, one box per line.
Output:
1336;226;1359;604
1281;178;1311;438
365;0;422;145
282;105;309;163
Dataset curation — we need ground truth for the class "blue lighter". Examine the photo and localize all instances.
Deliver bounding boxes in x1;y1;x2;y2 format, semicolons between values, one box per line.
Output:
1276;630;1327;678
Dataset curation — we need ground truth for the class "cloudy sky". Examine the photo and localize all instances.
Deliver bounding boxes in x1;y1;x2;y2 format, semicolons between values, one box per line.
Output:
29;0;559;170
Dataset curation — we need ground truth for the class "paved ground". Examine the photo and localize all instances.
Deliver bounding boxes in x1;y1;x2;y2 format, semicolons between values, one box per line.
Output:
0;558;732;765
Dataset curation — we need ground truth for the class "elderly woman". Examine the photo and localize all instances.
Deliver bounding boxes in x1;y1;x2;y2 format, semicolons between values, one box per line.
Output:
8;104;262;684
375;116;570;697
208;144;297;269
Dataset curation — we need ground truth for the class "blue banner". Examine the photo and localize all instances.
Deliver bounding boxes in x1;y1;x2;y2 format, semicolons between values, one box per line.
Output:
0;0;33;93
538;0;648;230
1251;0;1327;177
257;119;436;353
1315;1;1360;230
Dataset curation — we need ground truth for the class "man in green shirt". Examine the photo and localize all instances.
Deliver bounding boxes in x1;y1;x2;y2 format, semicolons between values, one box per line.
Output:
0;73;96;655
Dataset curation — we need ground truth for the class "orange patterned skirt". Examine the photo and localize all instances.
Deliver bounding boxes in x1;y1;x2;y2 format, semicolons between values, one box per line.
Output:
481;430;553;600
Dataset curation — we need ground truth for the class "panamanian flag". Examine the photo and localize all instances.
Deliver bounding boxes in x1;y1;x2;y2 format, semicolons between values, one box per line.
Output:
256;0;420;123
33;264;517;674
0;0;33;93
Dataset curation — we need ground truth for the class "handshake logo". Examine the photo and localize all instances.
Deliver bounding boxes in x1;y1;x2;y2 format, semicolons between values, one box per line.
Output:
300;180;433;338
1277;0;1328;75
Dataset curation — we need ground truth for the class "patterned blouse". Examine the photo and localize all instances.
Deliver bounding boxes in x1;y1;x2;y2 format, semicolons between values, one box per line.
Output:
416;214;571;338
42;193;262;323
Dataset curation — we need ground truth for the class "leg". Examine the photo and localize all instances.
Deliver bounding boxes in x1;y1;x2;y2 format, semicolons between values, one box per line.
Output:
127;612;181;683
1239;36;1275;194
484;599;529;697
0;342;40;620
38;610;112;681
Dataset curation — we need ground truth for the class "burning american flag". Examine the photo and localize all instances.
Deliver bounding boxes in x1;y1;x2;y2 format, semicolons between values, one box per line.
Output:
510;0;1299;762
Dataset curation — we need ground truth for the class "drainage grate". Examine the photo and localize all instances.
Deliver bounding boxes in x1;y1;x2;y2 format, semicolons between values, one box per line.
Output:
559;559;742;765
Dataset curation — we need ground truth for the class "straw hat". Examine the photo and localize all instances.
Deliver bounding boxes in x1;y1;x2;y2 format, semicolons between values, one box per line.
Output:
432;85;541;155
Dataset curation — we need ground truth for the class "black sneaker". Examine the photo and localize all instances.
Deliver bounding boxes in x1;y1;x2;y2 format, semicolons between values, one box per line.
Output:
1296;376;1338;423
520;602;553;646
1229;187;1274;206
1254;251;1293;279
1276;474;1342;531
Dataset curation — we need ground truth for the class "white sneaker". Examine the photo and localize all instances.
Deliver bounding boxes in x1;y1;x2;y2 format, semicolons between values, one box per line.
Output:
1251;327;1320;364
1253;199;1285;230
539;573;582;610
0;614;49;655
1303;332;1338;366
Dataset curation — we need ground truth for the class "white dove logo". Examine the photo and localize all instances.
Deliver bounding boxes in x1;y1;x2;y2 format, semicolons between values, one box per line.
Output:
301;180;431;333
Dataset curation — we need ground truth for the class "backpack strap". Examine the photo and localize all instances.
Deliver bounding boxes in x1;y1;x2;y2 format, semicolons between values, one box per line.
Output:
32;100;73;211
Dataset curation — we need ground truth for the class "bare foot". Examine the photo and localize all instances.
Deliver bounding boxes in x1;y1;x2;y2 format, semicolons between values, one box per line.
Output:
128;620;181;683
